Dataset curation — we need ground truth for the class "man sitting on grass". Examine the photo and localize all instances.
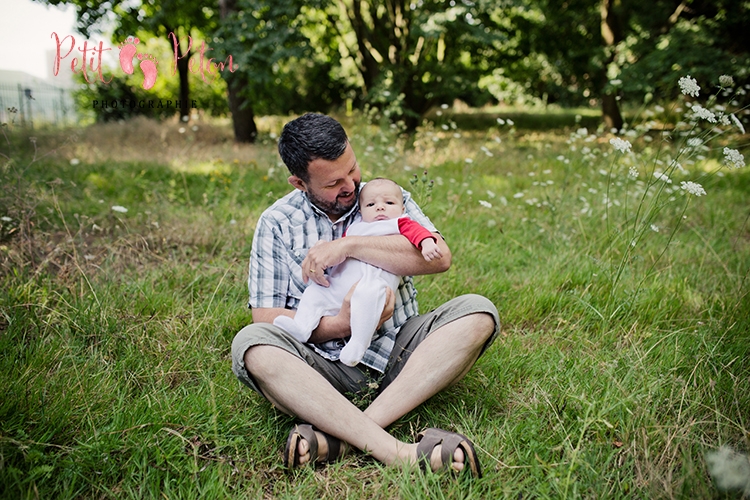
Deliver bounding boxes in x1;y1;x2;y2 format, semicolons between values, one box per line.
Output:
231;112;499;476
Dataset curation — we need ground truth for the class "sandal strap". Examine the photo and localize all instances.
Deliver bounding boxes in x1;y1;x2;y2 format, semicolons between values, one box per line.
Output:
286;424;346;468
415;428;482;477
294;424;320;464
323;433;342;462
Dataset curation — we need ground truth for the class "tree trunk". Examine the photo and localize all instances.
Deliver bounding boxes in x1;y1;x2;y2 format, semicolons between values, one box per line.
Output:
227;77;257;143
219;0;258;143
602;93;623;131
166;27;191;122
177;55;190;121
600;0;624;131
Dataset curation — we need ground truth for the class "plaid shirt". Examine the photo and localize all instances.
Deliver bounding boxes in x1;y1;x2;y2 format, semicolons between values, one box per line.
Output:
248;185;437;372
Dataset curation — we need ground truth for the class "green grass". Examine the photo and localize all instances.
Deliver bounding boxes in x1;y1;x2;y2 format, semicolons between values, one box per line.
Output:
1;109;748;499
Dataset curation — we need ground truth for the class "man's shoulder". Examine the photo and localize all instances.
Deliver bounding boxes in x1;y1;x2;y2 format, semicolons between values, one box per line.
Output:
259;189;310;225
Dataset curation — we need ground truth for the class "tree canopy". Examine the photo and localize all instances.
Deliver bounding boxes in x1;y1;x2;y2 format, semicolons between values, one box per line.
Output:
40;0;750;138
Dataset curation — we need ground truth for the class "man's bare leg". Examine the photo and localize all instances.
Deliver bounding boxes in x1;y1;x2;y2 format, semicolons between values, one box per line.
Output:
243;312;495;470
365;312;496;428
245;345;422;467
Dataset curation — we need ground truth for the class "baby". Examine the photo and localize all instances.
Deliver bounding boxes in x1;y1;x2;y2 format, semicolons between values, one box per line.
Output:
273;178;442;366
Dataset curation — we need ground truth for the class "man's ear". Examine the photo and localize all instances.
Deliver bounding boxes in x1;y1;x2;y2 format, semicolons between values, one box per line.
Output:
288;175;307;192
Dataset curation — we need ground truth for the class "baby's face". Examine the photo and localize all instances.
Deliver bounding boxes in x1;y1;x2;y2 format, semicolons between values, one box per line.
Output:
359;181;405;222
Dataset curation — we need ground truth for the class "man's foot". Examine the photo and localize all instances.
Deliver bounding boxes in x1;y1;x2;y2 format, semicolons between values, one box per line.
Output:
413;428;482;477
283;424;348;469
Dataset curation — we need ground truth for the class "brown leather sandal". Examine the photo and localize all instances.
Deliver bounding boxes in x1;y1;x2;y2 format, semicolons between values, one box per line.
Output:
415;428;483;478
283;424;347;469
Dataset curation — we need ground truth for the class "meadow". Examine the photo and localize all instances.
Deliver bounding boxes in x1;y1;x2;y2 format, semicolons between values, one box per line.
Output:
1;94;749;498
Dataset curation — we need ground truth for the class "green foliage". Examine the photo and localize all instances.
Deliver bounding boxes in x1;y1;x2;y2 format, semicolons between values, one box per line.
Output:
212;0;341;116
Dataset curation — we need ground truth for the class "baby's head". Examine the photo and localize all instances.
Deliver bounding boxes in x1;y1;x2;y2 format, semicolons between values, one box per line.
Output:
359;178;405;223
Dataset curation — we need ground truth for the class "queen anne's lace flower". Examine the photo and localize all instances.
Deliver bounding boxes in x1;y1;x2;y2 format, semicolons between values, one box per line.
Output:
654;172;672;184
609;137;632;153
719;75;734;87
479;200;492;208
723;148;746;169
691;105;717;123
111;205;129;213
679;75;700;97
680;181;706;196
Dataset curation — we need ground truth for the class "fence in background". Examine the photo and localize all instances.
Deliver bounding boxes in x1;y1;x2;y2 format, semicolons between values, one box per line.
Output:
0;81;77;127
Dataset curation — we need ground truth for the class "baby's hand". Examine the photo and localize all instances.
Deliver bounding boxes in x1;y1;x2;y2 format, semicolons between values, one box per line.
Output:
420;238;442;261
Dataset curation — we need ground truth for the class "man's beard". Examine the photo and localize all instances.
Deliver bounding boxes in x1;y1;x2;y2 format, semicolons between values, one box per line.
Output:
307;181;360;218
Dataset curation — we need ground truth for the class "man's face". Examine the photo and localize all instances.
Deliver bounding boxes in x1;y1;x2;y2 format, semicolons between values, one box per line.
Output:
290;142;361;221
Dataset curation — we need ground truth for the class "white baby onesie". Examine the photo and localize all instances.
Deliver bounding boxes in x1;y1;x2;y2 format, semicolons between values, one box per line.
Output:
273;217;402;366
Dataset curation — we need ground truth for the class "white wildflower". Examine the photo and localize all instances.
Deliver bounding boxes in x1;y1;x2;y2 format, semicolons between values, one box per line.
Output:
230;219;237;225
628;167;638;178
465;158;473;163
70;158;80;166
1;216;12;222
730;114;745;134
723;148;746;169
706;446;750;496
609;137;632;153
654;172;672;184
691;105;717;123
650;224;659;232
486;190;496;198
680;181;706;196
719;75;735;88
513;192;524;199
506;119;514;126
111;205;129;213
687;137;704;148
496;118;505;125
679;75;700;97
178;127;186;134
479;200;492;208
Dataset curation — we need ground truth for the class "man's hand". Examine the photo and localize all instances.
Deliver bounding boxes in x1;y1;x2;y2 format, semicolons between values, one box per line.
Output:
302;240;350;286
378;287;396;329
420;238;443;262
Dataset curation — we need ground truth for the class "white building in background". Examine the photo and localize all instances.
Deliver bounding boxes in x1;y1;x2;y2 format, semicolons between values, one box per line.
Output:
0;57;77;126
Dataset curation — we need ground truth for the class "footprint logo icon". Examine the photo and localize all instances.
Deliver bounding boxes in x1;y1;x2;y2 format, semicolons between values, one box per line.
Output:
118;36;159;90
137;54;158;90
118;36;139;74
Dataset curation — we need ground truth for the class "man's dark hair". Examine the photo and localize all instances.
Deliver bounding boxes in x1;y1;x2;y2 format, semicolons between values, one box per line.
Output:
278;113;348;182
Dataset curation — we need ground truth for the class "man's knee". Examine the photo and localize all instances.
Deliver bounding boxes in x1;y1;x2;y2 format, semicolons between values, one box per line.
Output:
456;294;499;350
231;324;281;387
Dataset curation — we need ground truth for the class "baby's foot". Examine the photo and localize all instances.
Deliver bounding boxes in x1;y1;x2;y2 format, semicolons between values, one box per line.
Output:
118;36;140;75
137;54;158;90
339;340;366;367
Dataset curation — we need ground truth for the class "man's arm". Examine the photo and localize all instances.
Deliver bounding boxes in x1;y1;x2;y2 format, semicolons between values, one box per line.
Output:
302;233;451;287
